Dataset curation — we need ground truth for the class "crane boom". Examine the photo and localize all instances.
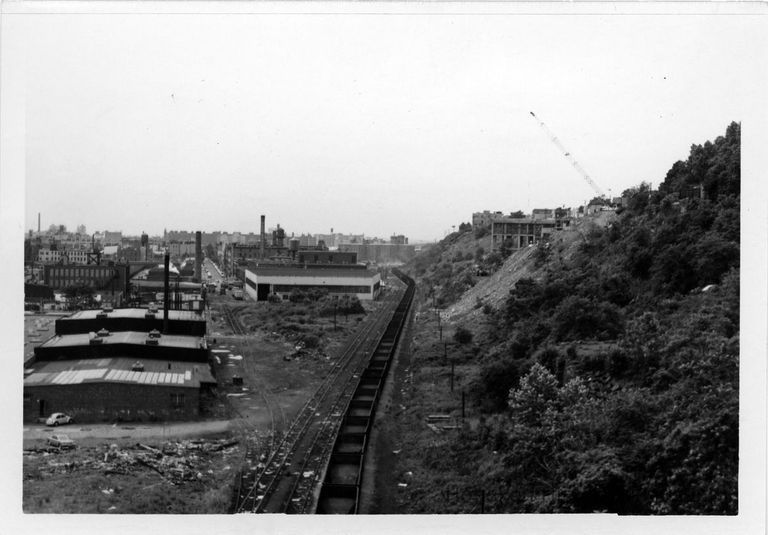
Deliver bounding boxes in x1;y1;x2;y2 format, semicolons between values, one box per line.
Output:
529;111;606;198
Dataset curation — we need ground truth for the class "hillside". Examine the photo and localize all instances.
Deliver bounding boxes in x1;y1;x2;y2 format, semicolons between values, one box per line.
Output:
393;122;740;514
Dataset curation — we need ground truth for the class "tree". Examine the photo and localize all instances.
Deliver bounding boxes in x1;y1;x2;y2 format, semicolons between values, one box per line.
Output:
453;326;473;344
76;224;87;235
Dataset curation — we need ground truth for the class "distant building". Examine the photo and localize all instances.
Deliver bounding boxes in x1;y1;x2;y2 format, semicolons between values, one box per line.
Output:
472;211;506;228
103;231;123;245
339;243;416;264
296;251;357;264
490;217;558;252
63;250;91;265
390;235;408;245
244;265;381;301
37;248;62;264
531;208;554;220
44;264;129;295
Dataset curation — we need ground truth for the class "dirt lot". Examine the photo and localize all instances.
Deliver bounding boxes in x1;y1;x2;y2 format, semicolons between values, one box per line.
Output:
22;291;380;514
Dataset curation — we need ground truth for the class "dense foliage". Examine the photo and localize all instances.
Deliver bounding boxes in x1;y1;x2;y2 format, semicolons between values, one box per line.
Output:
413;123;740;514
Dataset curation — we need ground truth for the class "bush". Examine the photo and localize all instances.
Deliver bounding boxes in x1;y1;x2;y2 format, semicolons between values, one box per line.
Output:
454;326;473;344
299;333;321;349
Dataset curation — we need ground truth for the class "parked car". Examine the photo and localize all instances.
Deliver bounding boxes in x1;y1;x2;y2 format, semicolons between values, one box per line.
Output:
45;412;73;426
47;434;75;449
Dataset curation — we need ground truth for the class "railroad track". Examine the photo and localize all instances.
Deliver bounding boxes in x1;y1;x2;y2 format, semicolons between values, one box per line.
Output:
232;283;405;514
229;329;287;513
221;304;247;336
315;269;416;514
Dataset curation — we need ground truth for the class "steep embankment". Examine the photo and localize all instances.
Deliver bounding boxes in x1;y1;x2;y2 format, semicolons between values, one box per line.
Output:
391;122;739;515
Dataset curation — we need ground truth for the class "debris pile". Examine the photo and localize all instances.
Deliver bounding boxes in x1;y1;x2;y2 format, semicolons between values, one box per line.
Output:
25;438;240;485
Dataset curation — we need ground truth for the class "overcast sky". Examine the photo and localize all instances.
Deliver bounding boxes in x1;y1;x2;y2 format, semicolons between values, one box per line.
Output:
18;11;765;241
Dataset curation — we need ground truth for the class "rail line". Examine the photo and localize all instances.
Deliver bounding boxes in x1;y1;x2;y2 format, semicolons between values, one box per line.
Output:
232;285;405;513
314;269;415;514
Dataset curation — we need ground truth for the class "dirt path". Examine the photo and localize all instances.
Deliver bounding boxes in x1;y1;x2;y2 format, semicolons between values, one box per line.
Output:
23;419;231;448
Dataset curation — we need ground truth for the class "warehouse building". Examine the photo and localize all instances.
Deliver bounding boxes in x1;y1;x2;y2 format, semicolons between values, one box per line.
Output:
244;265;381;302
23;357;215;422
33;330;209;363
55;308;206;336
44;263;129;295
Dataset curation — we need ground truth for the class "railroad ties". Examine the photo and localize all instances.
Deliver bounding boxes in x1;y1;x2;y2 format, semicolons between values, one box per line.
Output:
315;269;416;514
232;282;407;514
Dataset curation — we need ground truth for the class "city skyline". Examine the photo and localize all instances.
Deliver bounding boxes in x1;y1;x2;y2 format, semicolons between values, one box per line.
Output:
17;11;762;242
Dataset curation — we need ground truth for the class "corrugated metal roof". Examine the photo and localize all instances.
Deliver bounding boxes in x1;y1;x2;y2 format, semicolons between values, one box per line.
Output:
24;358;214;389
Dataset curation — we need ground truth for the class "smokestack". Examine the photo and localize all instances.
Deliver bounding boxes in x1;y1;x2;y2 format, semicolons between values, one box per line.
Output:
38;213;40;233
195;231;202;283
260;215;266;259
163;251;170;333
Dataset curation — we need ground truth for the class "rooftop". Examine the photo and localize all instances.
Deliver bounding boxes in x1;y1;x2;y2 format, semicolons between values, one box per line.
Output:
38;331;204;350
61;308;203;322
492;217;558;224
248;266;378;278
24;357;215;389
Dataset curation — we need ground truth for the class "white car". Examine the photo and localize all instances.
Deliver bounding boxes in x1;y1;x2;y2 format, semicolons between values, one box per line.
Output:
46;412;73;426
47;434;75;449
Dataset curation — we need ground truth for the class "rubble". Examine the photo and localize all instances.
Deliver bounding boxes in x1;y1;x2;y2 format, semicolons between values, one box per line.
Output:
24;437;242;485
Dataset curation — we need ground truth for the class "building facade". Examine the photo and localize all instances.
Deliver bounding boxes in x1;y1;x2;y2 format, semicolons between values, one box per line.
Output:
244;266;381;302
490;218;558;252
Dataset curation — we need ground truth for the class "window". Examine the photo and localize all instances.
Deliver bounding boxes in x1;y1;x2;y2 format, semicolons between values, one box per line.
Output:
170;393;185;408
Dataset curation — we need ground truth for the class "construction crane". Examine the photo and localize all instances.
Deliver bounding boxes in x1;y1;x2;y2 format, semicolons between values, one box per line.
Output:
529;111;607;199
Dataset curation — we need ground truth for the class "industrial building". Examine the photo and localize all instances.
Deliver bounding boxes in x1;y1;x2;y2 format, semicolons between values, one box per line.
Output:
23;357;214;422
244;265;381;301
24;297;215;423
55;308;206;336
338;243;416;265
490;218;558;252
33;330;209;363
296;250;357;264
44;263;129;295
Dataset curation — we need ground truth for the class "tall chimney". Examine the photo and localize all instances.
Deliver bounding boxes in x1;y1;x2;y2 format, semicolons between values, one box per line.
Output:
38;213;40;233
163;251;170;333
195;231;202;282
260;215;266;259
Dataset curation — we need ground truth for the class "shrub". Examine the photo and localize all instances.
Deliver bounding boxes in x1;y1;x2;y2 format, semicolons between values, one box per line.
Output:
454;326;473;344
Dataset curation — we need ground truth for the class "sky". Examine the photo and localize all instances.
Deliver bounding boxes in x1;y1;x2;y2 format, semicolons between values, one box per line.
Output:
3;4;768;534
17;11;766;241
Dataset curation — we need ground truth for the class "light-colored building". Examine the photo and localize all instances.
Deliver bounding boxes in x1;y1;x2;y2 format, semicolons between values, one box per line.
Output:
38;249;62;263
244;266;381;302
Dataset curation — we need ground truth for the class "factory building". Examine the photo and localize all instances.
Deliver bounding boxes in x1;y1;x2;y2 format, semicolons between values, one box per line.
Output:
296;250;357;265
24;358;213;422
244;265;381;302
24;306;215;423
33;330;209;363
44;264;130;295
339;243;416;265
55;308;206;336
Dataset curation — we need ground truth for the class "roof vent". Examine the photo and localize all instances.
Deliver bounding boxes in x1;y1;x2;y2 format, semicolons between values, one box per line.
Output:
90;337;104;345
97;328;110;337
148;329;161;339
148;304;159;313
145;338;159;346
131;361;145;371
